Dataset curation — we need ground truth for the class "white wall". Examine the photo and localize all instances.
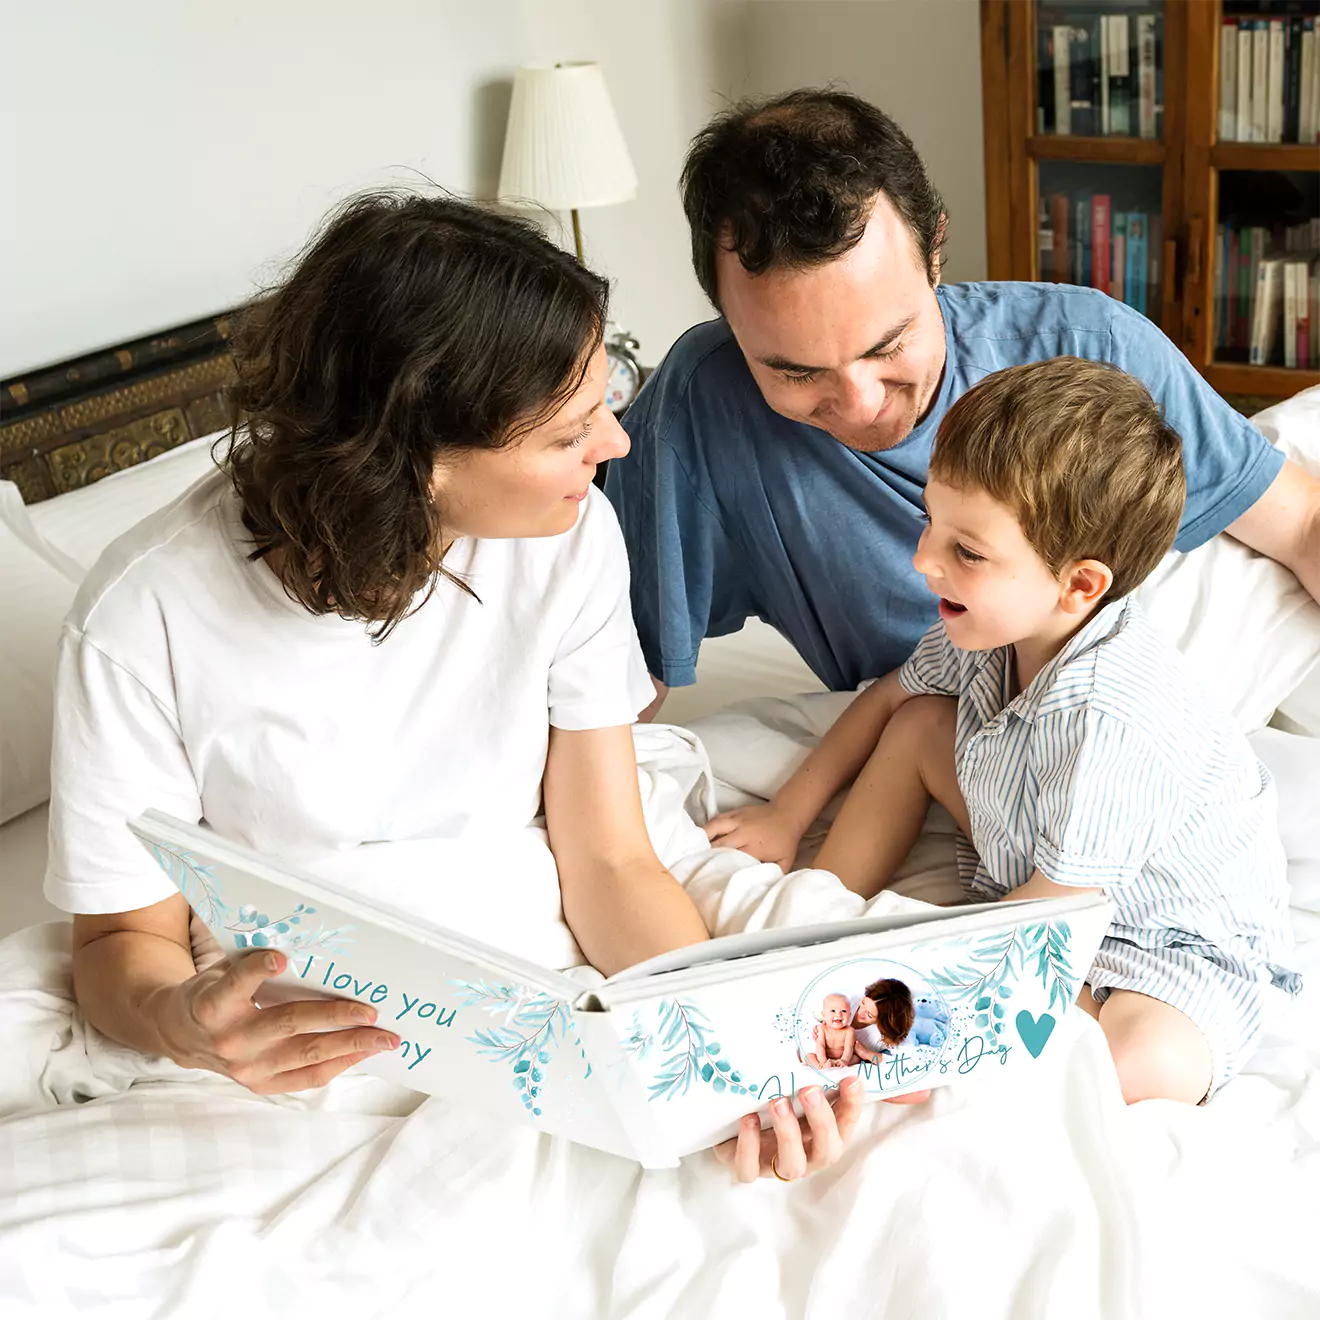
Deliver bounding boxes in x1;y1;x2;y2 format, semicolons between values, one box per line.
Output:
1;1;986;378
743;0;987;285
1;0;746;377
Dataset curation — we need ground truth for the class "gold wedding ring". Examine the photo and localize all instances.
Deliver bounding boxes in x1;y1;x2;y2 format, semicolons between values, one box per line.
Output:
770;1154;793;1183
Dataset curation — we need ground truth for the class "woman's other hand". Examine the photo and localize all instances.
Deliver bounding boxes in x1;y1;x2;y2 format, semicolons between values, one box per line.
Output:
150;948;401;1093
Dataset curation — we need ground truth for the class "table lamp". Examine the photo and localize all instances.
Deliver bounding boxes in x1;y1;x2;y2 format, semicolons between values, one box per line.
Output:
497;62;638;263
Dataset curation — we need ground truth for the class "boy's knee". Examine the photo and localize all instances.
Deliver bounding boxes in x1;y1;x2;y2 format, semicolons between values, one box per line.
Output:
1100;997;1213;1105
891;695;957;742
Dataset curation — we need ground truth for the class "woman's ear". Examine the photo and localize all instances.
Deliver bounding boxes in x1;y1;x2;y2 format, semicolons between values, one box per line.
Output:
1059;559;1113;614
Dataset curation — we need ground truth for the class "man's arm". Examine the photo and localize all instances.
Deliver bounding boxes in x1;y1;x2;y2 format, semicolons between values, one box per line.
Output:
544;723;708;976
1227;459;1320;604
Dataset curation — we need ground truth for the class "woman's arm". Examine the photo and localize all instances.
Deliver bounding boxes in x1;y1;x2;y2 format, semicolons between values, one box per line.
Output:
543;723;708;976
73;895;400;1092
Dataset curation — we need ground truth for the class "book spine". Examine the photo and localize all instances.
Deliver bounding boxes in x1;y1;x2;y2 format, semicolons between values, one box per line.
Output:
1249;259;1282;366
1074;197;1088;284
1070;23;1095;137
1137;13;1156;139
1038;24;1054;134
1038;195;1053;277
1112;13;1131;136
1214;224;1226;350
1112;219;1126;305
1054;26;1072;134
1126;213;1147;317
1100;13;1111;135
1221;20;1238;141
1302;23;1315;145
1238;20;1255;141
1311;265;1319;368
1149;213;1162;318
1267;18;1286;143
1252;21;1271;142
1226;226;1239;351
1091;194;1111;295
1051;192;1071;283
1286;16;1304;142
1284;261;1300;370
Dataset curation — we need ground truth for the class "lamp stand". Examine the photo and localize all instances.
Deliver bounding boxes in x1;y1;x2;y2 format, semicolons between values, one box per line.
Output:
570;208;584;264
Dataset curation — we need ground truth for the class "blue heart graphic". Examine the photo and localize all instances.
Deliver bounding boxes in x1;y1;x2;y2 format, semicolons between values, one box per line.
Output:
1015;1010;1056;1058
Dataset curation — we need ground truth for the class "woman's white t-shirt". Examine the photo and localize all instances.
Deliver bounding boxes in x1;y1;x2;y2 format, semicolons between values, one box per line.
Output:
45;471;654;914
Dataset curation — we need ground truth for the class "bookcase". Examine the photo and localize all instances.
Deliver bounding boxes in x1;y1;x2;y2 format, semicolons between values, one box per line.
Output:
981;0;1320;414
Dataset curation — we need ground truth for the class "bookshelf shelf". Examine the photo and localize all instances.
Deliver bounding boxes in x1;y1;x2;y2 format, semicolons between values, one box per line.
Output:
983;0;1320;404
1030;135;1166;165
1206;362;1320;397
1210;144;1320;172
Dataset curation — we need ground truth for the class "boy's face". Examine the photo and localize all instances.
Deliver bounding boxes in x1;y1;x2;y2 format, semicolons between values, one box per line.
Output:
823;994;851;1030
913;478;1067;651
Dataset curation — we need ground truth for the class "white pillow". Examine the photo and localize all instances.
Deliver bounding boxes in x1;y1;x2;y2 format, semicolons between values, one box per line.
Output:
1131;389;1320;733
0;483;80;824
0;432;224;824
28;431;224;571
1250;387;1320;737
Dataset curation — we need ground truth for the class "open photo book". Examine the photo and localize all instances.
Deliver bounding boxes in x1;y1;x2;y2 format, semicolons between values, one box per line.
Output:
131;811;1113;1169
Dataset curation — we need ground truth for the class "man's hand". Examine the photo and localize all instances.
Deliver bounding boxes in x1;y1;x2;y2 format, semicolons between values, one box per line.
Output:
704;800;811;871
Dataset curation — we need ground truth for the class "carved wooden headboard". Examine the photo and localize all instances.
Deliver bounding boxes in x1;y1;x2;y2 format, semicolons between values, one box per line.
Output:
0;310;241;504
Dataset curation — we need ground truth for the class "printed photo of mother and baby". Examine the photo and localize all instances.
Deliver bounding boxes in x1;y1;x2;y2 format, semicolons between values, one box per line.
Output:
800;971;951;1072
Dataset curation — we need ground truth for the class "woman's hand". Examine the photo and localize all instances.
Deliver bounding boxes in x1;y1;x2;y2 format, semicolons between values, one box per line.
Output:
703;801;809;872
714;1079;863;1183
714;1079;933;1183
150;948;401;1094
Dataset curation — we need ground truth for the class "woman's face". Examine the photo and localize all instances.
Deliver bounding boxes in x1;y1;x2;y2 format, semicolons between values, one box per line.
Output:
430;344;629;541
853;997;878;1028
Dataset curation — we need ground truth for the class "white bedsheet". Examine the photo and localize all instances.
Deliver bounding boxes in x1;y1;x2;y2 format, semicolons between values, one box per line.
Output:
1;683;1318;1320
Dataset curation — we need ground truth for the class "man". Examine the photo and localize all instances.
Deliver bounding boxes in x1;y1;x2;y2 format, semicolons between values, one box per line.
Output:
605;89;1320;718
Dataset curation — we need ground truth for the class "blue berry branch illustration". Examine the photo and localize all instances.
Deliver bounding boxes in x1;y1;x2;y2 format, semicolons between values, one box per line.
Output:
449;980;591;1118
147;843;354;957
629;1000;757;1101
925;921;1077;1040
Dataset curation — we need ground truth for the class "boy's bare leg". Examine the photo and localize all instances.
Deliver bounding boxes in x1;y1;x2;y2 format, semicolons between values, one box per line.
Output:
815;696;970;899
1075;985;1213;1104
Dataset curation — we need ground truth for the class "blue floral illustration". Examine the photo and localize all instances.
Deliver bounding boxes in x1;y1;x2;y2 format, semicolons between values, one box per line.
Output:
449;979;590;1118
146;843;354;958
924;921;1078;1041
627;1000;756;1102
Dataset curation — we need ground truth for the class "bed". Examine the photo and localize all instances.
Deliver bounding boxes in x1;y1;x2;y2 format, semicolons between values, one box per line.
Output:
2;329;1320;1320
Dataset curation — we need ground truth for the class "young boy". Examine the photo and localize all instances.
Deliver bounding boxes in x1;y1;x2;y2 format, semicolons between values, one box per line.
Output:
706;358;1300;1105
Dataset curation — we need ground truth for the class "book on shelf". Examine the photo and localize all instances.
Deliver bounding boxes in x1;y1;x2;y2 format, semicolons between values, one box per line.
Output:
1126;212;1148;317
132;810;1113;1169
1112;213;1127;305
1225;9;1320;144
1039;9;1164;138
1091;194;1112;297
1251;256;1287;367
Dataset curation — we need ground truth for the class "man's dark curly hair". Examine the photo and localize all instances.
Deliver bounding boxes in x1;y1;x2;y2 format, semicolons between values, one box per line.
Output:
222;190;607;641
681;88;946;309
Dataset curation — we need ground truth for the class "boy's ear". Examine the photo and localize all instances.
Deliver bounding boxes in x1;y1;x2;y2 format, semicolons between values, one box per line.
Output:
1058;559;1113;614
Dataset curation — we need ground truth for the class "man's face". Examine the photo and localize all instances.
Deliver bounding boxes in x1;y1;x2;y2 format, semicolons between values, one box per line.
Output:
716;193;946;453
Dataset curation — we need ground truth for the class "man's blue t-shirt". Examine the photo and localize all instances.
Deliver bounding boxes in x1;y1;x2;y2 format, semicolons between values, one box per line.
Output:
604;282;1281;690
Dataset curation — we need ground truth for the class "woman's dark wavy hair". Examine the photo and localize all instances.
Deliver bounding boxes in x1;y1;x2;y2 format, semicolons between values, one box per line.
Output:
864;977;915;1047
681;88;946;309
222;190;608;640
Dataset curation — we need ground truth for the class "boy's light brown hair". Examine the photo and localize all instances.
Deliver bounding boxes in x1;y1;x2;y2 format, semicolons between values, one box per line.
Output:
929;357;1186;600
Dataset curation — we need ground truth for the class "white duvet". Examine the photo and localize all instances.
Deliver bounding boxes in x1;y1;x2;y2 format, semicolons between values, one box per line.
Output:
1;704;1318;1320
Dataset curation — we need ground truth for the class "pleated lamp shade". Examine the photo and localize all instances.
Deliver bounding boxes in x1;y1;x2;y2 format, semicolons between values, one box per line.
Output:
497;63;638;222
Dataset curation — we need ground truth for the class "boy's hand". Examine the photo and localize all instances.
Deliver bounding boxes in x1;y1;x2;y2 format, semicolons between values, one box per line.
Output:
704;801;809;871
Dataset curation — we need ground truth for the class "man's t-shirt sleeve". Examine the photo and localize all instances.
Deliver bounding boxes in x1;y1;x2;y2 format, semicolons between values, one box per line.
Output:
605;350;754;688
1103;300;1283;550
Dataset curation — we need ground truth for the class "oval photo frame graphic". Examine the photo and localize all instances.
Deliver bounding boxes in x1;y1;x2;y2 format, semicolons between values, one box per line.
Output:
793;956;951;1091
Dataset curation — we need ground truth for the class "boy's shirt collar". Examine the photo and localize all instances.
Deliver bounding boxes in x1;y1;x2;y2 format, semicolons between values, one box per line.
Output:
960;596;1134;727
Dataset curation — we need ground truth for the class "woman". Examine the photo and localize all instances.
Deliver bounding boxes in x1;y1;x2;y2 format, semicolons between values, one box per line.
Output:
46;191;859;1181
